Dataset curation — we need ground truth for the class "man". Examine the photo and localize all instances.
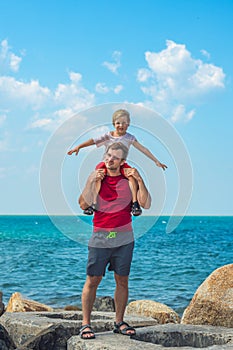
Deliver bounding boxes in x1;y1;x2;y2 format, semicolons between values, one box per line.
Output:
78;142;151;339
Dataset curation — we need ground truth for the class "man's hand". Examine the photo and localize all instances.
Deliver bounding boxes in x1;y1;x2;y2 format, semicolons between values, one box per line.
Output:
89;169;106;183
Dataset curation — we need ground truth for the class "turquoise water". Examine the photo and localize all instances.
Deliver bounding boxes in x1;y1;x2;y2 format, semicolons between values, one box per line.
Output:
0;215;232;315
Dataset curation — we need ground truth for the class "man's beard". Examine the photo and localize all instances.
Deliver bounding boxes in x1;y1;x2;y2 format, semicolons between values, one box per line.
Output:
106;162;118;171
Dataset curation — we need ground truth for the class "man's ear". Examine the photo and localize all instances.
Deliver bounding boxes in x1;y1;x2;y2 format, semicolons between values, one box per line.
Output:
120;159;125;166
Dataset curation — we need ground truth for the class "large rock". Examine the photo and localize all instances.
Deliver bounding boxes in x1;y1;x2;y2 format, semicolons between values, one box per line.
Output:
0;291;5;316
132;324;233;349
126;300;180;324
181;264;233;327
6;292;53;312
0;311;158;349
0;324;15;350
16;324;79;350
68;324;233;350
64;296;115;312
93;296;115;312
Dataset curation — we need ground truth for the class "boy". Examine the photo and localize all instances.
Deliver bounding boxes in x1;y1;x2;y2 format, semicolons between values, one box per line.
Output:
68;109;167;215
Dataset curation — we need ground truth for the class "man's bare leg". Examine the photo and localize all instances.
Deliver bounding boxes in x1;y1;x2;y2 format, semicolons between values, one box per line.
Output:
114;273;135;335
81;275;102;338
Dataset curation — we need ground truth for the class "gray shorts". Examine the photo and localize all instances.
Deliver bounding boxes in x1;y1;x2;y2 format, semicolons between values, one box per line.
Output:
86;241;134;277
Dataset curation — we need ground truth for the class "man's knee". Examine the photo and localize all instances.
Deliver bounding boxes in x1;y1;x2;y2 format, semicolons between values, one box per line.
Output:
85;275;102;288
114;274;129;288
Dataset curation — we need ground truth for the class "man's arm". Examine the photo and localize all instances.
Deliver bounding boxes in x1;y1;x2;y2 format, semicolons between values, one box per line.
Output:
78;169;105;209
125;168;151;209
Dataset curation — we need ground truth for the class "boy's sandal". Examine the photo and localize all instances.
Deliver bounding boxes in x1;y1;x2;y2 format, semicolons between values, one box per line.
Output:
131;201;142;216
83;206;94;215
79;324;95;339
83;203;97;215
113;321;136;336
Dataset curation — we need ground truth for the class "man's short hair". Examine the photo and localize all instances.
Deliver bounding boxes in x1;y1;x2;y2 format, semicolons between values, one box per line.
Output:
106;142;129;160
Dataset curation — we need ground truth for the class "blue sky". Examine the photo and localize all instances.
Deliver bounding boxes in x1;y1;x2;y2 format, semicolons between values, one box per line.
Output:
0;0;232;216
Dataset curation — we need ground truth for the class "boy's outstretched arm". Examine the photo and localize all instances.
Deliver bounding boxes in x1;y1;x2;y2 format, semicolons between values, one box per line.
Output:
133;140;167;171
67;138;95;156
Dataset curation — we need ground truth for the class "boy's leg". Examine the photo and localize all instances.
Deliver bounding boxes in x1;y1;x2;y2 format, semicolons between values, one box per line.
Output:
92;180;101;209
121;163;142;216
128;176;138;203
83;163;106;215
83;178;101;214
128;176;142;216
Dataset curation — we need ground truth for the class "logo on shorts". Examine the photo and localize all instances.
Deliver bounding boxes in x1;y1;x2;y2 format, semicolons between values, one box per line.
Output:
106;231;117;239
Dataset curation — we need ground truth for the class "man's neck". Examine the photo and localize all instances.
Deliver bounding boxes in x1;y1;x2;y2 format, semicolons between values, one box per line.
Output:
106;168;121;177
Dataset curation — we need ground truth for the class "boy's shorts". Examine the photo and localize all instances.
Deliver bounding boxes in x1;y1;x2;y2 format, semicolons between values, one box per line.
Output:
86;241;134;277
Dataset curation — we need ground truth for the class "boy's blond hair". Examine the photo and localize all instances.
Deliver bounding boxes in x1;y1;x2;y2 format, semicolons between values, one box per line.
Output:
112;109;130;125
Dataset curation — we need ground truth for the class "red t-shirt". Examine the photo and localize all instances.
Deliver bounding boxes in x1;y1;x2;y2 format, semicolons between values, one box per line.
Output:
93;174;132;232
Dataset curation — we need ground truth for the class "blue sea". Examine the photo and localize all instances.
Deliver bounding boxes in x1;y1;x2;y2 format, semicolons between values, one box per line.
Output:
0;215;232;316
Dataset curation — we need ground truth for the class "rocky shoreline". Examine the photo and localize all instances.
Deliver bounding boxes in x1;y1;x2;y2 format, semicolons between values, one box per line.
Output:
0;264;232;349
0;310;233;349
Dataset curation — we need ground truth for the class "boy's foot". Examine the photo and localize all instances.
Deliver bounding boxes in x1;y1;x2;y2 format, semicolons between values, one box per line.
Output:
132;201;142;216
83;203;97;215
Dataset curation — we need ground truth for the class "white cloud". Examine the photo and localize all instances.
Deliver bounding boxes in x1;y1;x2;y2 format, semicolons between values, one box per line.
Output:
0;60;96;131
0;76;51;110
0;70;95;132
69;71;82;83
191;62;225;90
89;125;110;139
201;49;210;59
28;72;95;131
95;82;123;95
0;166;17;178
0;39;96;131
0;39;22;73
54;72;95;110
30;118;52;129
138;40;225;122
170;104;195;123
114;85;123;94
137;68;152;82
102;51;121;74
95;82;109;94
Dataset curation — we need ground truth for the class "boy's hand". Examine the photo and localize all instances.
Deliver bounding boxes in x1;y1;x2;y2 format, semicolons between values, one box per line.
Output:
67;148;79;156
156;161;167;171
